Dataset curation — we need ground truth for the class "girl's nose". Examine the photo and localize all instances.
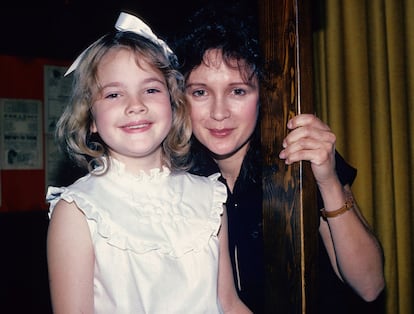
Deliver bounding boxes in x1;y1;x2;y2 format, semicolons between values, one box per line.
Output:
126;97;147;115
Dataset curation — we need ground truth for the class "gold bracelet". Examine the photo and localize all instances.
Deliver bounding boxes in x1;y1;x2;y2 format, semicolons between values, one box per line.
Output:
320;197;353;219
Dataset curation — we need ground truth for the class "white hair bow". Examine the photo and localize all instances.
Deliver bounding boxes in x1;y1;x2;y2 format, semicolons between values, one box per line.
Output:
65;12;174;76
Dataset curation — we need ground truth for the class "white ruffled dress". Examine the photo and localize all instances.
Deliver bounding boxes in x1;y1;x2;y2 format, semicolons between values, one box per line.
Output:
47;160;226;314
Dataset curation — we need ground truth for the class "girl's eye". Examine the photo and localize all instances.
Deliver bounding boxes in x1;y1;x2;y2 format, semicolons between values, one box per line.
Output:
146;88;160;94
105;93;119;99
192;89;207;97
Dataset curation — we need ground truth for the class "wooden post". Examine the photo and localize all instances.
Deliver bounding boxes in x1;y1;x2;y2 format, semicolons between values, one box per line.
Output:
258;0;319;313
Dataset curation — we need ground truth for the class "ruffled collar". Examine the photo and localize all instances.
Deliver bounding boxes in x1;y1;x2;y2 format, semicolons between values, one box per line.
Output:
93;157;171;181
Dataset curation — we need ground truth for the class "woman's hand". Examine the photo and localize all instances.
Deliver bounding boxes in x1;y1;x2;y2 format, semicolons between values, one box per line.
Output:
278;114;337;187
279;114;385;301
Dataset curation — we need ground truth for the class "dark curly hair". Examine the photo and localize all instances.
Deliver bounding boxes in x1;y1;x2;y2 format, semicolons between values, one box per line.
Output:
172;2;263;182
172;2;264;83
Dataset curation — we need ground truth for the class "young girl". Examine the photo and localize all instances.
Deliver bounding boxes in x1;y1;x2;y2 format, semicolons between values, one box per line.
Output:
46;12;250;314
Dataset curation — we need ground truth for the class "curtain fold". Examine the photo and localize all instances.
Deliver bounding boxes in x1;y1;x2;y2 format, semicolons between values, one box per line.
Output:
313;1;413;313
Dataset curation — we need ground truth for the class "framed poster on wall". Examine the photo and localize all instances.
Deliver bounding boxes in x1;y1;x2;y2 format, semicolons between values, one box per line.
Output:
0;98;42;170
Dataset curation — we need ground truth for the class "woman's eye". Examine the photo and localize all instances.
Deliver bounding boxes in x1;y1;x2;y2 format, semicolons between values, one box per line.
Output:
233;88;246;96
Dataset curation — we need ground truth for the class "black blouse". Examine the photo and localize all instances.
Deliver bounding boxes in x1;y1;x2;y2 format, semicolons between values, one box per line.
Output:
189;144;379;314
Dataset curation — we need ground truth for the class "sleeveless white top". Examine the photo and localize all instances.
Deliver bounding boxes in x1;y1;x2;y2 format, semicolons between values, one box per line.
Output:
47;159;226;314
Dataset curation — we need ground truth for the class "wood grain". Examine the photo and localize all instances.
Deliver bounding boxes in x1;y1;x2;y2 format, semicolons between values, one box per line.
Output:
258;0;319;312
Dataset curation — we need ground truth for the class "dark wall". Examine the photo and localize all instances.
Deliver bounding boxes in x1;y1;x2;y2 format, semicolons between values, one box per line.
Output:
0;0;209;60
0;211;52;313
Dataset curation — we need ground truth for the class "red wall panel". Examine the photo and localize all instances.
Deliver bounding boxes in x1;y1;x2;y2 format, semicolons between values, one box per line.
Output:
0;55;69;212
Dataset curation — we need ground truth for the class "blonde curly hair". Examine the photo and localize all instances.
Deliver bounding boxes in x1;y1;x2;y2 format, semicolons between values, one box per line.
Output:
56;31;192;173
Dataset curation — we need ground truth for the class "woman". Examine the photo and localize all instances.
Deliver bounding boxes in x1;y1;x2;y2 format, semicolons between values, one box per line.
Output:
173;3;385;313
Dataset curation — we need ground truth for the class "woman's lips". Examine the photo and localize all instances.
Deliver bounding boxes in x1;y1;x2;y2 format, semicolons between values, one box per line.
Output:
209;128;233;137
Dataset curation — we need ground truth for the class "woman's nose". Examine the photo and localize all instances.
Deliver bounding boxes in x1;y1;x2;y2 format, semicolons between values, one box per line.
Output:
210;97;230;120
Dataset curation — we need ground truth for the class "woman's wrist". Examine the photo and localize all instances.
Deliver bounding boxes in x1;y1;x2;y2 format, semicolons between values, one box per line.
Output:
318;176;348;212
320;194;353;219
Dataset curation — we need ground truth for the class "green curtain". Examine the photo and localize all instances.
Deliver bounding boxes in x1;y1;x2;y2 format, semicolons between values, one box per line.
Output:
313;1;413;313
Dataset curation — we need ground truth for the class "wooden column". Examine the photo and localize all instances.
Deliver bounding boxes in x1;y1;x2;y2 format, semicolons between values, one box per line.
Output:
258;0;319;313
